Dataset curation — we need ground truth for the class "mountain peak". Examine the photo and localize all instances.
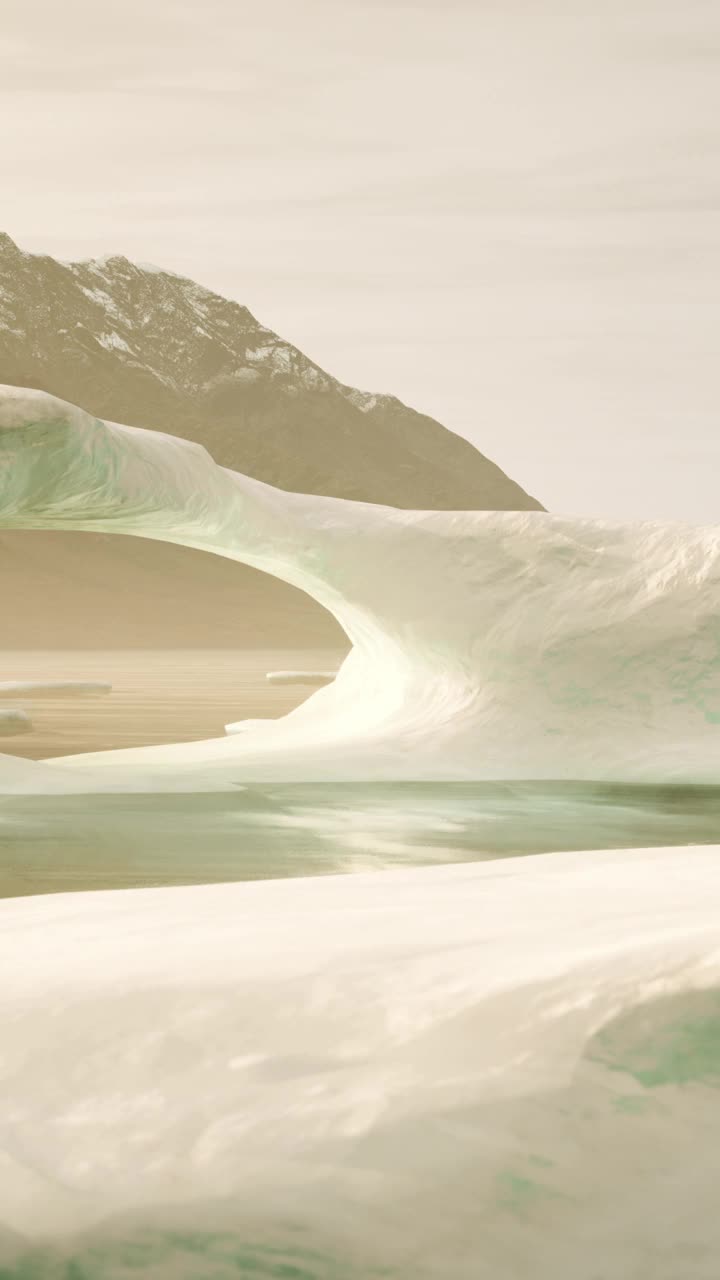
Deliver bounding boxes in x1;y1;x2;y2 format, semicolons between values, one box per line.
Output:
79;252;139;276
0;232;22;257
0;236;543;511
91;252;131;267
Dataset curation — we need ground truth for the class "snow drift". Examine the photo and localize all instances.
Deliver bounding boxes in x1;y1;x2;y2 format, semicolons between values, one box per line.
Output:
0;846;719;1277
2;384;720;790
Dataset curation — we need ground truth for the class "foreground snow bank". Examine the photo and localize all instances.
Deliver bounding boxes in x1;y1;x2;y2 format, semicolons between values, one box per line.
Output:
2;384;720;791
0;846;718;1277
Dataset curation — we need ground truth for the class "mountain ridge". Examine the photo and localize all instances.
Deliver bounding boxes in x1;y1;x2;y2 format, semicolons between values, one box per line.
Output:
0;231;542;651
0;230;542;510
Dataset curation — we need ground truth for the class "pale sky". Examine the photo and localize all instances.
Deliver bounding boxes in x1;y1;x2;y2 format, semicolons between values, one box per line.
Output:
2;0;719;520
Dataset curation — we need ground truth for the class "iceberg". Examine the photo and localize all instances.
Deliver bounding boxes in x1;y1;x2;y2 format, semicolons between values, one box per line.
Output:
2;383;720;791
0;845;719;1276
1;385;719;1277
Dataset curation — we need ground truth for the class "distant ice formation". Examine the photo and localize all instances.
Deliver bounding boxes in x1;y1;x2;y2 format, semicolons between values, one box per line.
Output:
0;681;111;698
0;846;719;1276
2;383;720;791
0;709;32;736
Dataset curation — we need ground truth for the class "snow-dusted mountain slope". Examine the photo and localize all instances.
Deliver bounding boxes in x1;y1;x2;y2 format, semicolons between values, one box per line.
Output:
0;846;719;1277
2;386;719;790
0;231;541;510
0;230;541;648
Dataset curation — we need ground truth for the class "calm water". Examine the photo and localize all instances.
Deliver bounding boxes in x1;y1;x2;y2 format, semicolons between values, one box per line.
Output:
2;654;719;1278
2;652;719;896
2;781;719;898
1;649;343;759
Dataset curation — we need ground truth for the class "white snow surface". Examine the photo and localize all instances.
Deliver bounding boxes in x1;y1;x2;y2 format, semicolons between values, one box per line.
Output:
96;330;133;354
2;383;720;791
0;845;719;1277
0;752;112;793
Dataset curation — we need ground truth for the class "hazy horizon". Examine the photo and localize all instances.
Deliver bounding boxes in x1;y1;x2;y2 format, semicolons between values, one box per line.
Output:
2;0;719;521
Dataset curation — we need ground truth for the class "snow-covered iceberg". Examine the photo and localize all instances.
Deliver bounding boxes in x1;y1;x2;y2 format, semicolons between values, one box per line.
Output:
2;384;720;790
0;845;719;1276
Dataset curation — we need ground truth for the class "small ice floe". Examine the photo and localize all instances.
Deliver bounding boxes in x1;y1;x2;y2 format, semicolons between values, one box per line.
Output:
265;671;336;687
0;708;32;735
0;681;112;698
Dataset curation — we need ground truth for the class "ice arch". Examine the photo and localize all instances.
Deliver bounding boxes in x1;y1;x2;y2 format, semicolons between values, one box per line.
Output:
2;384;720;791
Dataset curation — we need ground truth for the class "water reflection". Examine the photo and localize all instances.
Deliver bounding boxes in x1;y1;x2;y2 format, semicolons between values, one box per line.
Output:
1;781;719;898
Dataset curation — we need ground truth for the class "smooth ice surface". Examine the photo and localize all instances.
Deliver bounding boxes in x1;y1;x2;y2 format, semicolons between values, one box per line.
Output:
0;751;99;792
2;384;720;790
224;717;276;735
2;781;720;898
0;681;111;698
0;846;719;1277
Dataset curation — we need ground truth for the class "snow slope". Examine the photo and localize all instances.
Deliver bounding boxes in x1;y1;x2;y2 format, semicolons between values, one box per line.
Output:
0;846;719;1278
2;384;720;791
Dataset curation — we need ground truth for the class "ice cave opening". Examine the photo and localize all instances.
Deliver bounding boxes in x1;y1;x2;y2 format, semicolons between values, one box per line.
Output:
2;384;720;789
0;525;349;761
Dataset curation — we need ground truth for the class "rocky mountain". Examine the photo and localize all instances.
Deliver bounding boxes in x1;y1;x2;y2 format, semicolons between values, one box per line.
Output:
0;231;542;649
0;231;541;508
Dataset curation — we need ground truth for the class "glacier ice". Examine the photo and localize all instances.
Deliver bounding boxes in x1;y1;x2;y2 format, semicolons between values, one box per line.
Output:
2;383;720;791
0;846;719;1277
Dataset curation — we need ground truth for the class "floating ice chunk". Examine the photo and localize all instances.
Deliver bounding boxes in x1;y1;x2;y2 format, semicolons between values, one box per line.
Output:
265;670;336;686
0;681;111;699
0;709;32;735
224;718;275;735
